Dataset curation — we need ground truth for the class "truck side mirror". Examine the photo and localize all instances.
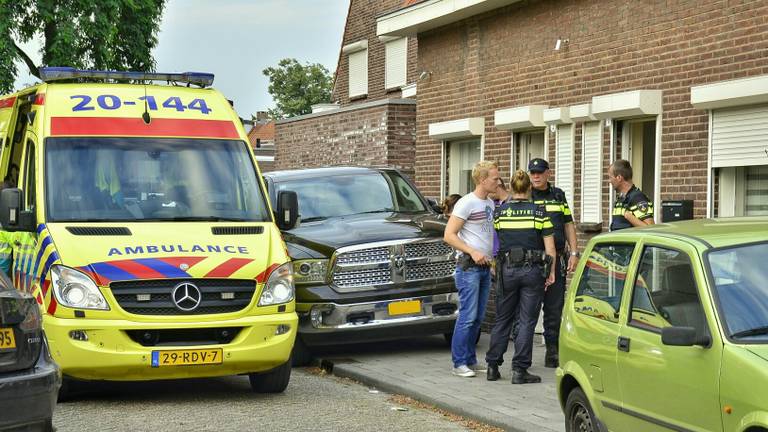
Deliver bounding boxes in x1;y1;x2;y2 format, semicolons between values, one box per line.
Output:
0;188;36;232
427;198;443;214
275;190;299;230
661;326;710;347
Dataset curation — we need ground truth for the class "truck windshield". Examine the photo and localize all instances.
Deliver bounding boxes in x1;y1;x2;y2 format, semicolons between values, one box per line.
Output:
274;172;426;221
45;137;270;222
708;241;768;342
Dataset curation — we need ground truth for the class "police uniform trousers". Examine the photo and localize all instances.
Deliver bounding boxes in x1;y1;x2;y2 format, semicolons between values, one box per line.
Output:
542;255;566;346
485;262;545;371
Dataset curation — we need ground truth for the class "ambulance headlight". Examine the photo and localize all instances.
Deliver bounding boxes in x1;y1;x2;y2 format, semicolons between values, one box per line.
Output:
51;265;109;311
292;259;328;284
258;262;294;306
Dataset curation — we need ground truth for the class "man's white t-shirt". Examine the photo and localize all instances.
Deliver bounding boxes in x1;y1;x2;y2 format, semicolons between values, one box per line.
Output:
451;192;495;258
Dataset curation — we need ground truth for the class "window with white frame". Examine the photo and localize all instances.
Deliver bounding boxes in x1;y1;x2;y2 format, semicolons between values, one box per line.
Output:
555;124;574;206
348;48;368;98
517;131;545;170
581;122;602;224
385;37;407;90
448;139;481;195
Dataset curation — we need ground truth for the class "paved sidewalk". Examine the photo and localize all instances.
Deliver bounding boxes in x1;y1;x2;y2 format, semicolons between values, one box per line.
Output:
314;333;565;432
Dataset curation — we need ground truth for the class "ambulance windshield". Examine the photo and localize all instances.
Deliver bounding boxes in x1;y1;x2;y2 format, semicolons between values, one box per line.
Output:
45;137;270;222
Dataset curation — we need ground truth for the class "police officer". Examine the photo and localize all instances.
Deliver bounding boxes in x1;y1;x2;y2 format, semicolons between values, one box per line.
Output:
608;159;655;231
485;170;556;384
529;158;578;368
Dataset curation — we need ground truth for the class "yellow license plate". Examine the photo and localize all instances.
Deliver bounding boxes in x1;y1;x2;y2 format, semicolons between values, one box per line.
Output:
388;300;422;316
0;328;16;350
151;348;222;367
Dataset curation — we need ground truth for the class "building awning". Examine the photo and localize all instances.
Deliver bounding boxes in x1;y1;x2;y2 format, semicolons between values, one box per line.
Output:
377;0;522;37
428;117;485;139
543;107;571;125
569;103;597;122
691;74;768;110
591;90;662;119
494;105;547;131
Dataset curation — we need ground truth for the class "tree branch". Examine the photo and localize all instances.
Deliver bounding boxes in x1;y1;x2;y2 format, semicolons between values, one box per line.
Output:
12;41;40;79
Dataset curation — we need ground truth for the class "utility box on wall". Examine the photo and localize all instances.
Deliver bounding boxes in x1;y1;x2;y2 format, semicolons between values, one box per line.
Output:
662;200;694;222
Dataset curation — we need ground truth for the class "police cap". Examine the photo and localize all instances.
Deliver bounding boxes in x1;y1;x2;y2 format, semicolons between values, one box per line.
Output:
528;158;550;173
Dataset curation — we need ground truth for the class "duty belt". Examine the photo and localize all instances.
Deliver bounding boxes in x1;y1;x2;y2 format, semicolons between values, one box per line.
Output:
499;248;545;265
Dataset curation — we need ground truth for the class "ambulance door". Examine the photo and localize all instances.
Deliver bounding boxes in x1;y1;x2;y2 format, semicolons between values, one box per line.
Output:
10;134;39;294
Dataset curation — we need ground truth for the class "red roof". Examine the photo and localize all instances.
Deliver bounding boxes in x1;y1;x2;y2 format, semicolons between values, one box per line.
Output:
247;121;275;147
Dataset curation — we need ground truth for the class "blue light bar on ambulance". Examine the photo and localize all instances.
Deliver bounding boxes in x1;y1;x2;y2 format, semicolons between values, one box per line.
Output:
38;67;215;87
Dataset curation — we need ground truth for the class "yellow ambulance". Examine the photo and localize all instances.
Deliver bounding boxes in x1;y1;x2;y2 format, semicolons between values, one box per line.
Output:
0;67;299;396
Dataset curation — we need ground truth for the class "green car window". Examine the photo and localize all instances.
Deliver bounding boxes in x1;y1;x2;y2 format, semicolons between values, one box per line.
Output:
629;246;708;338
708;242;768;341
574;243;635;323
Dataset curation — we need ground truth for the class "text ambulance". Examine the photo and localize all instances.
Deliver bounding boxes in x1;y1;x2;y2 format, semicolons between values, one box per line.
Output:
0;67;300;396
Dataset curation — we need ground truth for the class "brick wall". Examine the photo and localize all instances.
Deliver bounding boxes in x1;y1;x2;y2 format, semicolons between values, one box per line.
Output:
274;100;417;177
413;0;768;226
332;0;420;106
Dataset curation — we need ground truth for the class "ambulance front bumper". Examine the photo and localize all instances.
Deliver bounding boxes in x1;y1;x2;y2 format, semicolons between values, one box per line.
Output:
44;312;297;381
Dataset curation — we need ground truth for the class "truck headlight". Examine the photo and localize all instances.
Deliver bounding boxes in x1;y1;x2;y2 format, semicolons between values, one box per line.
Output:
292;259;328;284
50;265;109;311
258;262;294;306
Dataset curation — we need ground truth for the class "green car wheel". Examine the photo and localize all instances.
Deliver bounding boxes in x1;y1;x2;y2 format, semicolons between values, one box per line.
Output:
565;387;596;432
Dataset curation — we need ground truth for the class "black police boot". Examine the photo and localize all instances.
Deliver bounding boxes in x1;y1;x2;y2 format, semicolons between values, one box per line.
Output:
545;343;559;368
487;364;501;381
511;368;541;384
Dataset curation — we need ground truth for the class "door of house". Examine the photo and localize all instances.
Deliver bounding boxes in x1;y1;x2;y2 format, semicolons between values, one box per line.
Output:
448;139;481;195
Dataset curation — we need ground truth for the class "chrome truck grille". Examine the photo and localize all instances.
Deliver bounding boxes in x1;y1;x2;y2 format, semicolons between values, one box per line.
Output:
331;239;455;292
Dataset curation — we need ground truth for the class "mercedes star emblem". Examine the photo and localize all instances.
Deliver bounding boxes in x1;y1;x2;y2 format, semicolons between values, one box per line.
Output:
171;282;202;311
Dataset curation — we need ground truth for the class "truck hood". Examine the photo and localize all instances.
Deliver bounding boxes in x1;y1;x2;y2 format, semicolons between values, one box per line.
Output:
45;223;280;285
282;212;447;258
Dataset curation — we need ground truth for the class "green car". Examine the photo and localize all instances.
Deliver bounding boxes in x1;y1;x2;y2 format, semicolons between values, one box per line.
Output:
557;217;768;432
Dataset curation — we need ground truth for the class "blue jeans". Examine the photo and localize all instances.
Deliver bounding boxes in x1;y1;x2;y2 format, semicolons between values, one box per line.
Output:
452;265;492;368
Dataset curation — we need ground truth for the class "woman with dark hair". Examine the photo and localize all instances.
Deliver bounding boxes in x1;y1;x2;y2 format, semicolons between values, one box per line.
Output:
441;194;462;218
485;170;556;385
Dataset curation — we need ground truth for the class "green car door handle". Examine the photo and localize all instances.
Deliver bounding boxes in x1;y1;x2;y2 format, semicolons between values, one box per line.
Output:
617;336;630;352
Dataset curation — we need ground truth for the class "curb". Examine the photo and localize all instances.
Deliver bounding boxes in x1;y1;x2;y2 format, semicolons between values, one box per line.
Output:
319;358;545;432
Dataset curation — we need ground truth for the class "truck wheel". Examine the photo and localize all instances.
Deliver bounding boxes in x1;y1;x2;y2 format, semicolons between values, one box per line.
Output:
565;387;597;432
249;360;292;393
291;336;313;367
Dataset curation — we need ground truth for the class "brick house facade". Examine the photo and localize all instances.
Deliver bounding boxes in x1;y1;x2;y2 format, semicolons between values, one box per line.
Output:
275;0;421;177
376;0;768;244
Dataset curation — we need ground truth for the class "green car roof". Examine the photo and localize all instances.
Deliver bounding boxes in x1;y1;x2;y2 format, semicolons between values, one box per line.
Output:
597;217;768;249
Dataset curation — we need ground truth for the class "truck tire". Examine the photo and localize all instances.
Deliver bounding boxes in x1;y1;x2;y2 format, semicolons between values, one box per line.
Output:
565;387;597;432
249;360;292;393
291;336;313;367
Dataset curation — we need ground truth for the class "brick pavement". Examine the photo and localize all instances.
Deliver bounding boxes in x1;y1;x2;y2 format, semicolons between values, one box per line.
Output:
314;333;565;432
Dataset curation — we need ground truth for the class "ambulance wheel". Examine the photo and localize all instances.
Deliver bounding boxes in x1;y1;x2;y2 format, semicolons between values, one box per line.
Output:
249;360;291;393
291;337;313;367
565;387;597;432
57;377;84;402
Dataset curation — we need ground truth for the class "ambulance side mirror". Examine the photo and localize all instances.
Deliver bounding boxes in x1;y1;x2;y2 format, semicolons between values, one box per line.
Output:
275;190;299;231
0;188;35;232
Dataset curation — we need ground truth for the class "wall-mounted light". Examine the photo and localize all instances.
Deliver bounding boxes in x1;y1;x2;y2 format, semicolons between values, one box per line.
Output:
549;124;557;133
418;70;432;82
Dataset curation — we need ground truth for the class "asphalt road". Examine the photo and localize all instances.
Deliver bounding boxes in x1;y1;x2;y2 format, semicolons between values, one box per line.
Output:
53;368;472;432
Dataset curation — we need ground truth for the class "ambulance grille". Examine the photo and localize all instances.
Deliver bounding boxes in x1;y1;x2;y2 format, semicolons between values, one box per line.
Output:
211;226;264;235
110;279;256;315
66;226;132;236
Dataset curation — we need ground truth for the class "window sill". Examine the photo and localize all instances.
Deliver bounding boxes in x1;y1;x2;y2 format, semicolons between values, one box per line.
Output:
578;222;603;233
348;93;368;102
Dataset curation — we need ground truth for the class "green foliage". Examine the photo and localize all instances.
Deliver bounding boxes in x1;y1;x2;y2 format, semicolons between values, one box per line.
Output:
0;0;165;94
263;58;334;119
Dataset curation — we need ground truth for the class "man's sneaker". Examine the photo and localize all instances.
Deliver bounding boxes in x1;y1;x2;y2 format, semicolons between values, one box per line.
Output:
511;369;541;384
468;363;488;372
452;365;476;377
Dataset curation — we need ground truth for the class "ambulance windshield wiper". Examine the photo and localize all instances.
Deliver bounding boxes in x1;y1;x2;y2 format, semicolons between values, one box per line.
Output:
155;216;250;222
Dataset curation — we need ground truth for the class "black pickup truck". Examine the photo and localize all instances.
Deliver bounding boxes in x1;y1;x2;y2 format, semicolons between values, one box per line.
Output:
263;167;458;365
